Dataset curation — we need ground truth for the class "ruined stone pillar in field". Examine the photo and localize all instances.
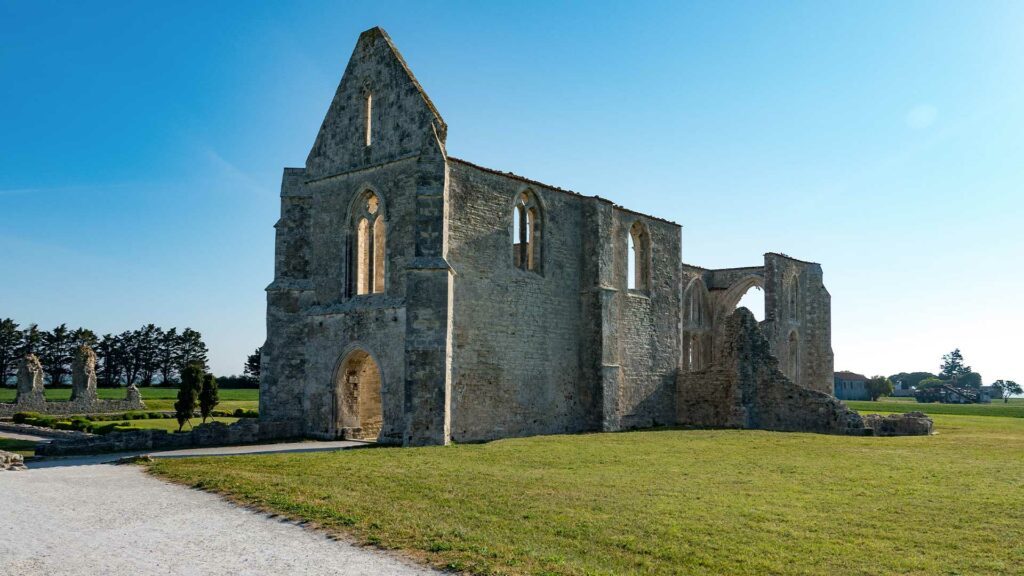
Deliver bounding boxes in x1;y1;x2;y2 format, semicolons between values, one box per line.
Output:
126;383;142;406
15;354;45;406
71;345;99;402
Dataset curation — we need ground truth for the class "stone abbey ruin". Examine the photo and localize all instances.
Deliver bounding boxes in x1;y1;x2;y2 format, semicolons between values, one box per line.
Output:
260;27;930;446
0;347;144;418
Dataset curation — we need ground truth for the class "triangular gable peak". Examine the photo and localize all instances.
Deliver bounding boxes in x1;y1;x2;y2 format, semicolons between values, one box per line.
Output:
305;27;447;179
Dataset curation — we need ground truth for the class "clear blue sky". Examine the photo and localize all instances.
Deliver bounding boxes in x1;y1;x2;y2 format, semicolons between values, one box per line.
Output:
2;1;1022;381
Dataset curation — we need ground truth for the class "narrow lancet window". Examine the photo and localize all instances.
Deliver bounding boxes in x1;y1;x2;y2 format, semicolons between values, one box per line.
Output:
365;93;373;147
356;218;371;295
373;216;385;293
628;221;650;292
352;191;385;296
512;191;542;272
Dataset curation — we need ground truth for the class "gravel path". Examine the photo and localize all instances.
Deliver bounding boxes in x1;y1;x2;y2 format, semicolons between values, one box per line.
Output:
0;463;441;576
0;430;49;442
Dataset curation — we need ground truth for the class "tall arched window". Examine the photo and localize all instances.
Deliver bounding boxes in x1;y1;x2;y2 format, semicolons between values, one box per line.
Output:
352;191;385;296
787;330;800;384
512;190;542;272
364;93;373;147
628;221;650;292
788;275;799;319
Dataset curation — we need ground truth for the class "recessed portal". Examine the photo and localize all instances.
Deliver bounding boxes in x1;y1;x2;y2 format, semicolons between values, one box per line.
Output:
334;349;383;441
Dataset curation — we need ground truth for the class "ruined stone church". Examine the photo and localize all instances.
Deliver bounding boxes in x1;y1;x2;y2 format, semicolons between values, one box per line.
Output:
260;27;841;446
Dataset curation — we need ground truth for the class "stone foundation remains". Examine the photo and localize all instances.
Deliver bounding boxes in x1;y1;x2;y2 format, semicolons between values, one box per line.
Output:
0;350;145;418
35;418;301;457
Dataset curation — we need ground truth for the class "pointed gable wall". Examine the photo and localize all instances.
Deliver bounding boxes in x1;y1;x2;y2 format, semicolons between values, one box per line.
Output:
305;27;447;180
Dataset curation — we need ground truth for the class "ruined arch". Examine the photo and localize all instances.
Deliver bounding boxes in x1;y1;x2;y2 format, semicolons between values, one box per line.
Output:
332;347;383;441
718;274;765;323
349;189;386;296
511;188;543;273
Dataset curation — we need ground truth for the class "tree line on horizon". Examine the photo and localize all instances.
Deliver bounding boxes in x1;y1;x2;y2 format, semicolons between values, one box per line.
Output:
885;349;1020;403
0;318;209;388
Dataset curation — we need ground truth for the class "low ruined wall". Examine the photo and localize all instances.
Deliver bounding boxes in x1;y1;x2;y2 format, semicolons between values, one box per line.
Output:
35;418;302;457
0;397;146;418
678;309;930;436
0;422;93;440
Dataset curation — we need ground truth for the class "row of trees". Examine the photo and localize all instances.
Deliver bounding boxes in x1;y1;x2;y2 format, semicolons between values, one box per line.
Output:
0;319;208;388
887;349;1020;403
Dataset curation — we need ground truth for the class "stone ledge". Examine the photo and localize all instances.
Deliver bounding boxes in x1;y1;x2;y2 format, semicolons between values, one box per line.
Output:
35;419;303;457
0;422;93;440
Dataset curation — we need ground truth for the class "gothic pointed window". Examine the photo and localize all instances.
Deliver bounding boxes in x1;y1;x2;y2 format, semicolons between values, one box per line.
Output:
352;191;385;296
512;190;542;273
628;221;650;292
789;275;799;319
364;93;373;147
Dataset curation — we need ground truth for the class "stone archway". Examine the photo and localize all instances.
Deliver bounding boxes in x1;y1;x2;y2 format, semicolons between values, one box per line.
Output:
334;348;383;441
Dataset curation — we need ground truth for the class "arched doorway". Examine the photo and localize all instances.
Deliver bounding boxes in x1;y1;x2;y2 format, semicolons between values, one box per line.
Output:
334;348;383;441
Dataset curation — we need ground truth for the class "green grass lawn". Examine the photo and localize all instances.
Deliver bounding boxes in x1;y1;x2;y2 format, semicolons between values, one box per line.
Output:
0;437;38;457
150;413;1024;576
120;416;238;432
0;386;259;413
848;398;1024;418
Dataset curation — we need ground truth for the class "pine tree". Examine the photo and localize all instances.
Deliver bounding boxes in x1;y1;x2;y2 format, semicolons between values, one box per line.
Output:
0;319;22;387
199;373;220;423
39;324;74;386
243;346;262;383
176;328;209;372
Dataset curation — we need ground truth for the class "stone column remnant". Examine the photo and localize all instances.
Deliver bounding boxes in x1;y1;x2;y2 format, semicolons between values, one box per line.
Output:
15;354;45;405
126;383;142;405
71;345;99;402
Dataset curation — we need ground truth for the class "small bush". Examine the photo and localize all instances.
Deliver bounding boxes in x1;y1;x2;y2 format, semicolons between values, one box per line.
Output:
233;408;259;418
12;412;40;424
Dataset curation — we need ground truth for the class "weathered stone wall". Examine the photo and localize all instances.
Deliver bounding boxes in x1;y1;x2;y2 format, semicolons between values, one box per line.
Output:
678;309;930;436
35;418;281;457
681;254;833;395
608;209;681;430
761;253;834;395
446;161;589;441
0;353;144;418
304;27;446;181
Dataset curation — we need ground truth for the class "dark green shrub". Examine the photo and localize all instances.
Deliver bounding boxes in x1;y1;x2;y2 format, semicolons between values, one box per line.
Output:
199;373;219;423
12;412;39;424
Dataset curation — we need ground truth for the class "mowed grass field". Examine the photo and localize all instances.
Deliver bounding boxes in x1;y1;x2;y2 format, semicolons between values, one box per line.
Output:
0;387;259;412
848;397;1024;418
111;416;239;432
150;413;1024;575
